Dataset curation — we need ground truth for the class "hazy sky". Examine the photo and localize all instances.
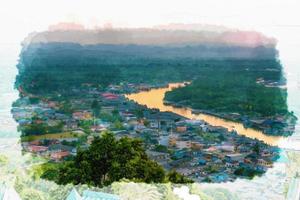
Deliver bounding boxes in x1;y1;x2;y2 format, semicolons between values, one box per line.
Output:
1;0;300;59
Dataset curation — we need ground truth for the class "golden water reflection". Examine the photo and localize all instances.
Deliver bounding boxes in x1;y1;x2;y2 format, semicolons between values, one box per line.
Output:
126;83;283;146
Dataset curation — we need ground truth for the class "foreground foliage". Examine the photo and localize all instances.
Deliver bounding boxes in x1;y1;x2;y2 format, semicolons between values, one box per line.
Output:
42;132;193;186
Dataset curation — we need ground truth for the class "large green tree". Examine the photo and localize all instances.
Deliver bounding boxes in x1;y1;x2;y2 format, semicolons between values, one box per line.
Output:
51;132;180;186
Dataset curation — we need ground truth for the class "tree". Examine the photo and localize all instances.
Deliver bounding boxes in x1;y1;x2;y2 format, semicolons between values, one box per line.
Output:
21;189;45;200
91;100;101;118
44;132;191;186
112;109;119;116
53;132;166;186
154;144;168;153
143;120;150;127
167;170;194;184
253;142;260;155
59;100;73;114
234;166;262;178
113;120;124;130
0;154;8;166
109;137;165;183
134;108;144;119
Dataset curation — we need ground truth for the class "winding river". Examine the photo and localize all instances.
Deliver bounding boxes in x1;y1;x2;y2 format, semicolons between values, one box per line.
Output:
126;83;283;146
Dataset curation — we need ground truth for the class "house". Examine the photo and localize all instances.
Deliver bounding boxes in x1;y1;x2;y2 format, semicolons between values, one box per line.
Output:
216;144;235;152
185;119;205;126
172;149;190;160
176;168;193;176
29;140;41;146
200;124;210;132
257;158;272;167
71;148;77;156
133;123;146;131
101;106;115;114
237;145;251;153
147;150;169;161
48;144;74;153
48;119;61;127
27;145;48;153
18;119;32;125
208;126;228;133
262;119;285;128
72;111;92;120
145;111;187;129
72;129;85;135
66;188;82;200
176;140;191;149
91;125;107;132
169;136;177;147
66;188;120;200
225;153;246;163
149;120;159;129
158;135;169;146
205;146;218;152
43;108;56;116
55;113;69;120
176;126;187;132
198;158;207;165
138;84;151;91
244;153;258;163
66;120;78;129
47;101;58;108
120;111;135;120
208;173;229;183
51;151;70;161
101;92;119;100
190;142;204;150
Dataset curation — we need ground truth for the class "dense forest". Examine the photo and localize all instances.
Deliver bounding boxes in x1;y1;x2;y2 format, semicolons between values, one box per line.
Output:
16;42;279;95
164;59;288;117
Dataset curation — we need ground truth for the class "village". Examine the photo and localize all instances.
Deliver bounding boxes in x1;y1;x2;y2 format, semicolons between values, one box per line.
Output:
11;83;280;183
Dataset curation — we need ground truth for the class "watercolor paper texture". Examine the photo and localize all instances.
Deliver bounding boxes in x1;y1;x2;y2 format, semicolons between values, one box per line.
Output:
1;0;300;200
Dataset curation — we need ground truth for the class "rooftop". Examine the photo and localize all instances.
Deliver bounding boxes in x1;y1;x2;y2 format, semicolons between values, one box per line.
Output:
66;188;120;200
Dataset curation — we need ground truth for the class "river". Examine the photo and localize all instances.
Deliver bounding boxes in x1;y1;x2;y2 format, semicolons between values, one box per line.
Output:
1;31;300;200
126;83;282;146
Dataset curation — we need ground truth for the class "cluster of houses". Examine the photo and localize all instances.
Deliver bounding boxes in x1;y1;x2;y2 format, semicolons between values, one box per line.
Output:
24;141;77;162
192;108;295;137
12;83;280;182
129;115;280;182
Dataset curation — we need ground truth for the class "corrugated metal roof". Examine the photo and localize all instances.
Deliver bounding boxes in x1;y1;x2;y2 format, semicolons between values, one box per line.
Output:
66;189;120;200
66;188;82;200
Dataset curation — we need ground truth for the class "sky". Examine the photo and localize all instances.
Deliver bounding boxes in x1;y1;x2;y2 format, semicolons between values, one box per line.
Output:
0;0;300;60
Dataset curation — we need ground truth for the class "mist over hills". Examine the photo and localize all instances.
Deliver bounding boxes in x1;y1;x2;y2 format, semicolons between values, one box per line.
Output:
20;25;279;63
23;24;276;48
16;24;281;95
21;42;278;61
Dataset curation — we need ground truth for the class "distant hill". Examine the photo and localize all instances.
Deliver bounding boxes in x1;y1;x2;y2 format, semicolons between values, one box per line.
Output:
23;26;276;48
17;25;280;95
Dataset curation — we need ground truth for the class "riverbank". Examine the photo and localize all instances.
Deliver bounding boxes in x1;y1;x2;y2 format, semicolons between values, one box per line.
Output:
168;100;296;137
10;80;283;183
126;83;284;146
